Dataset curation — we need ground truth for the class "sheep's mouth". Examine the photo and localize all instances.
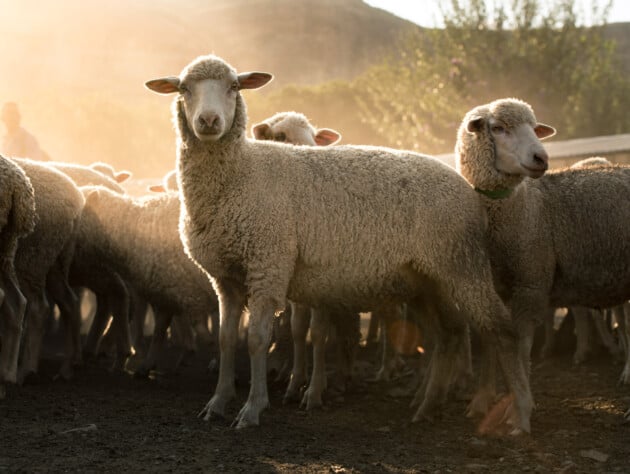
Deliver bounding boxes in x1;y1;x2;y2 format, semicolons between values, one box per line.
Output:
196;130;223;141
521;164;547;178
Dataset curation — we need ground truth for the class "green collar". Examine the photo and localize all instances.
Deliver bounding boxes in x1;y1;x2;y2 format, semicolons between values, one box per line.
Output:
474;187;513;200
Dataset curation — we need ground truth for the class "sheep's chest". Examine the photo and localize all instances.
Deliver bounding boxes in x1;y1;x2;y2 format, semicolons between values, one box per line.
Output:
181;201;246;280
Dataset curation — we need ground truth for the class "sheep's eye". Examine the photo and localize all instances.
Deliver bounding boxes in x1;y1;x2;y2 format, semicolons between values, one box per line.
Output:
230;81;239;92
274;132;286;142
179;84;190;95
491;124;506;134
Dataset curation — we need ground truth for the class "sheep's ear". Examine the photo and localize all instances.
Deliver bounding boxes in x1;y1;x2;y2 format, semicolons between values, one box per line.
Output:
114;171;132;183
534;123;556;140
252;122;272;140
238;72;273;90
145;76;180;94
466;114;486;133
149;184;166;193
84;188;100;205
314;128;341;146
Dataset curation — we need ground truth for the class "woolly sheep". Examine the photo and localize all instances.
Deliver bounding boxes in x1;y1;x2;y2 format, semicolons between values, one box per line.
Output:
78;185;219;376
146;169;219;352
89;161;132;184
47;162;135;368
251;111;341;146
0;154;36;388
145;54;532;432
252;111;358;406
10;158;85;380
455;98;630;418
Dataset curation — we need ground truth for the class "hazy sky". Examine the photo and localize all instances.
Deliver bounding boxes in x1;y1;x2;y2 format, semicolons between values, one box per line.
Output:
365;0;630;27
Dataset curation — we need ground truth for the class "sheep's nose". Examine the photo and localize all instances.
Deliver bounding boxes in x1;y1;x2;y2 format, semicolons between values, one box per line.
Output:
533;151;548;170
198;113;220;130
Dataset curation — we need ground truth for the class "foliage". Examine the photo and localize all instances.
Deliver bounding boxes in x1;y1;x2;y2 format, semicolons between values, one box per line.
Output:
354;0;630;152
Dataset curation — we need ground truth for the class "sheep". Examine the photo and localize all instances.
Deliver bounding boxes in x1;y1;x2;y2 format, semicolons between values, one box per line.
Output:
0;154;36;390
251;111;360;404
88;161;132;184
145;54;532;432
148;169;178;193
454;98;630;419
45;162;135;369
251;111;341;147
77;185;219;376
49;161;127;194
10;158;85;381
146;169;219;355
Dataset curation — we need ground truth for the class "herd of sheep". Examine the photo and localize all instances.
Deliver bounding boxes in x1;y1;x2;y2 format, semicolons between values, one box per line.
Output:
0;54;629;437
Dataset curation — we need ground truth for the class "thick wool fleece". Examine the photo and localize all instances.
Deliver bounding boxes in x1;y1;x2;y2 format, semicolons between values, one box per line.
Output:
11;158;85;290
456;99;630;310
79;186;218;322
49;162;125;193
0;155;36;264
175;57;500;329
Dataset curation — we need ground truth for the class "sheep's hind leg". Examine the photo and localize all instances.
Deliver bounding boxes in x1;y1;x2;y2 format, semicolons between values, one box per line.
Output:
233;295;276;428
284;302;310;403
0;272;26;384
300;307;329;410
199;278;246;422
411;302;466;423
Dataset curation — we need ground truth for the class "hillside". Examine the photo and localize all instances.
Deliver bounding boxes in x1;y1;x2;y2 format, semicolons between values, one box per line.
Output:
0;0;418;176
0;1;627;177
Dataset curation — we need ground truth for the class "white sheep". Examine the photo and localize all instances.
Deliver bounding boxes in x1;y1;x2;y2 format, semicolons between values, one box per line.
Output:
251;111;361;407
46;162;136;369
251;111;341;147
88;161;132;184
0;154;36;389
77;185;219;376
455;98;630;419
10;158;85;381
145;54;532;432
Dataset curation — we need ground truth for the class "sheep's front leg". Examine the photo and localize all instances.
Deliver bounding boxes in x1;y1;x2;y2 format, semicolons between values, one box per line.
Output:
233;296;276;428
284;302;310;403
617;305;630;385
572;307;591;364
199;279;246;421
301;308;329;410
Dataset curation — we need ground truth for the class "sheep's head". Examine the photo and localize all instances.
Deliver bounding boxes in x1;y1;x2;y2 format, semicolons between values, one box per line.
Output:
252;112;341;146
456;98;555;193
145;55;272;143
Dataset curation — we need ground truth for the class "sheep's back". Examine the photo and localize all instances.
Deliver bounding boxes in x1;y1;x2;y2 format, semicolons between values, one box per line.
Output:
536;165;630;307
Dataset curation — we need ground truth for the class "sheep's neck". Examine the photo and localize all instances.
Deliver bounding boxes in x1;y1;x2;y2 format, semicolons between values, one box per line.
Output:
178;134;245;200
474;187;513;199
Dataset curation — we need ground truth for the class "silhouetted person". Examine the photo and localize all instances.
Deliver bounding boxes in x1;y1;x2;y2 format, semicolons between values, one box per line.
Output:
1;102;47;160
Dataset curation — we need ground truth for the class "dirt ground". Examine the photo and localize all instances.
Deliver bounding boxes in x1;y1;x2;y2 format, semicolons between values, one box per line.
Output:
1;332;629;474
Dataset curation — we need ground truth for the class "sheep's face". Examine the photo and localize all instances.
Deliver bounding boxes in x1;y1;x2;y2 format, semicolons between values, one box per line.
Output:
179;75;241;142
490;120;554;179
252;114;341;146
145;55;272;143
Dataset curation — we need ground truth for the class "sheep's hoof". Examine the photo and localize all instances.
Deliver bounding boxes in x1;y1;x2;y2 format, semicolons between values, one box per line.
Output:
231;401;266;429
465;389;496;418
411;406;437;424
300;390;323;411
198;395;228;422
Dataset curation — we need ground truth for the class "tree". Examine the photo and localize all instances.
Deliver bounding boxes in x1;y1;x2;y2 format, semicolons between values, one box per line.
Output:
357;0;629;153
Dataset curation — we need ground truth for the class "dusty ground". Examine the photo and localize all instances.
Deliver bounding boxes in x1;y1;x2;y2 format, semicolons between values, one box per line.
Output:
1;335;629;473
